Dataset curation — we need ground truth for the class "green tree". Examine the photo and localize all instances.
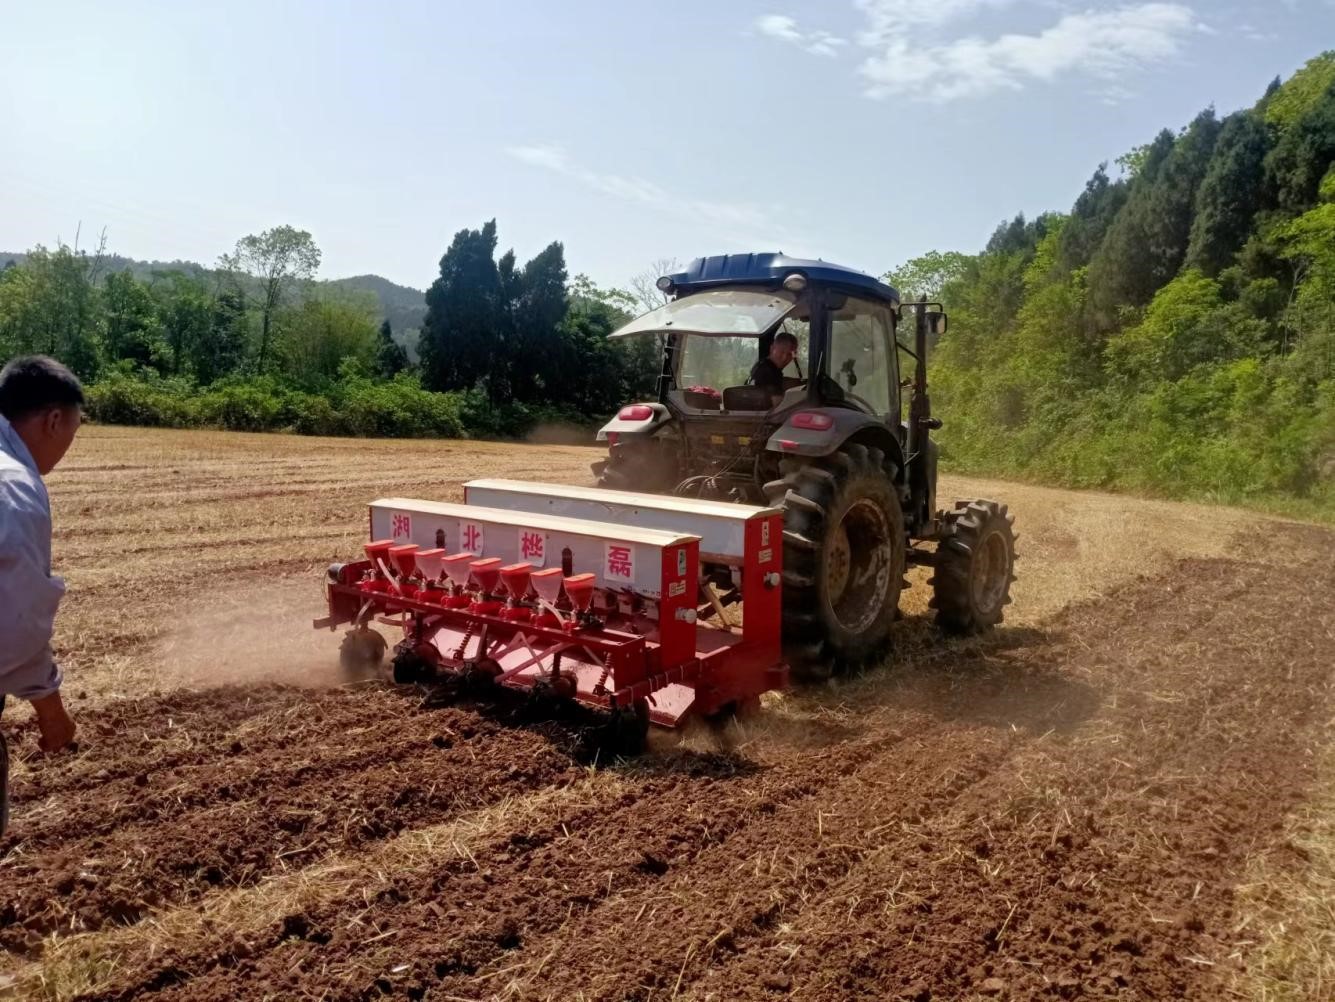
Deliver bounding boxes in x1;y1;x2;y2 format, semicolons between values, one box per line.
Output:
559;277;656;415
1264;73;1335;212
1104;269;1265;383
1273;182;1335;376
103;270;166;369
419;220;504;394
219;225;321;372
375;319;409;377
1263;51;1335;129
1085;112;1221;332
883;250;971;303
1056;164;1129;273
0;242;105;377
278;294;379;388
510;241;570;403
1185;111;1272;275
152;272;214;376
195;288;250;384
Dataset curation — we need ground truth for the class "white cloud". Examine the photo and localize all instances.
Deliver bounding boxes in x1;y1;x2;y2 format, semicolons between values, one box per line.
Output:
860;4;1200;102
754;14;848;57
854;0;1014;43
754;1;1205;102
506;144;804;249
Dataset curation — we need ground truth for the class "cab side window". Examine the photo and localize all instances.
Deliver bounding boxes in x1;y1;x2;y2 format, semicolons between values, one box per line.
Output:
828;298;896;419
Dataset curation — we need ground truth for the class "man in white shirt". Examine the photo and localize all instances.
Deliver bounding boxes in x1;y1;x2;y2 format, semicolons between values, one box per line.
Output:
1;355;83;834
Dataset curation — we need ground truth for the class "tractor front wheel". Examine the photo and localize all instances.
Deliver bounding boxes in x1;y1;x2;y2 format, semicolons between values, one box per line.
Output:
929;500;1017;634
764;443;906;680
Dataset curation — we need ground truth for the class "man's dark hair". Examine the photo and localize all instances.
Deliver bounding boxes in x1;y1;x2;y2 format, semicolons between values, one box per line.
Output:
0;355;85;422
773;331;799;348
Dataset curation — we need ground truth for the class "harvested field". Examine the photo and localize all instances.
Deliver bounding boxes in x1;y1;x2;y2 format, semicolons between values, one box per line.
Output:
2;425;1333;1001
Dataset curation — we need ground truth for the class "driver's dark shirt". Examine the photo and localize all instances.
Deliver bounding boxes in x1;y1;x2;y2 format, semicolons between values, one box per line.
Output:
749;358;784;398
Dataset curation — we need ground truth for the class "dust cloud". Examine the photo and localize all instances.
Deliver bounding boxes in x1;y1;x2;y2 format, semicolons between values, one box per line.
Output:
523;422;596;447
152;576;363;689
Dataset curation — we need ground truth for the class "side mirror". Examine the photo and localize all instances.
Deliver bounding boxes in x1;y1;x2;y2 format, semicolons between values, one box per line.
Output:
928;311;947;336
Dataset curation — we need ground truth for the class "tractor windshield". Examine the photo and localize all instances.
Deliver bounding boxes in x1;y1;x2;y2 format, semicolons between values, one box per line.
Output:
610;288;797;338
675;314;811;398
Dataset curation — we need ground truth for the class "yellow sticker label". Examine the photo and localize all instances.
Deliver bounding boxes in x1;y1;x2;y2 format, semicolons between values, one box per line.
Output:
709;434;725;445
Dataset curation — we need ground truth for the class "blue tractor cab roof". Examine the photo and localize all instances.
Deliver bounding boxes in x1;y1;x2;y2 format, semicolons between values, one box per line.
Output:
668;253;900;307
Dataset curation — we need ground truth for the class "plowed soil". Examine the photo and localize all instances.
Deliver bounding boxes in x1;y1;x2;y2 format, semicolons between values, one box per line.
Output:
2;426;1332;1001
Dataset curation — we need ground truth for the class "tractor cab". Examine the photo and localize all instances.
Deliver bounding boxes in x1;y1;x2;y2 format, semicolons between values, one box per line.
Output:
609;256;904;423
597;255;913;507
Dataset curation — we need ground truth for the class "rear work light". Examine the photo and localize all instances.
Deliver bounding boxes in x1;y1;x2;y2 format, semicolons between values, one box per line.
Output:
618;404;654;421
791;411;835;431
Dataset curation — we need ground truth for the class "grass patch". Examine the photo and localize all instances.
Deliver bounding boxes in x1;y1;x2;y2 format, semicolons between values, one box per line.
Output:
1229;728;1335;1001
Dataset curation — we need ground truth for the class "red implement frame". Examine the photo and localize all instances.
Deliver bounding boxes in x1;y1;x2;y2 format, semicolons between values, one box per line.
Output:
316;510;788;728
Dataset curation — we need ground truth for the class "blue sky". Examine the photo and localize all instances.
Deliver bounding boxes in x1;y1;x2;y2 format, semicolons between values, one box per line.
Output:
2;1;1332;291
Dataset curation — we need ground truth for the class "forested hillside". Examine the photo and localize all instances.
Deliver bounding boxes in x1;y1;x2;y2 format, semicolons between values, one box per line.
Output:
0;223;654;439
893;52;1335;517
0;250;426;349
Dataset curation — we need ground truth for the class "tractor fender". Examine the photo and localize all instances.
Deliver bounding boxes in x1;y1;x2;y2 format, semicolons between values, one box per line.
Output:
595;402;673;443
765;409;905;470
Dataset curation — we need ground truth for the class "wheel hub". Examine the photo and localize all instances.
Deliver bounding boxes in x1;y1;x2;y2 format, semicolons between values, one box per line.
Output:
970;530;1010;614
825;498;892;634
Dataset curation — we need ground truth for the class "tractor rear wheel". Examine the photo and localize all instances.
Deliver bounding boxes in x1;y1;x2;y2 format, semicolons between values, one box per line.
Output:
592;440;677;493
929;500;1016;634
763;443;906;680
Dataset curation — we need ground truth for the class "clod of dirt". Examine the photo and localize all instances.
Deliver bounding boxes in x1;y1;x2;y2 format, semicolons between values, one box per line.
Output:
977;976;1008;995
133;773;149;787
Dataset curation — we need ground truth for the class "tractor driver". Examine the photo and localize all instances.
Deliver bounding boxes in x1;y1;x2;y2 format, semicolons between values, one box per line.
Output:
749;331;799;408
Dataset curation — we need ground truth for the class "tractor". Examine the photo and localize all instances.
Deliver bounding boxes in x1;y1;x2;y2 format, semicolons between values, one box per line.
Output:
593;253;1017;678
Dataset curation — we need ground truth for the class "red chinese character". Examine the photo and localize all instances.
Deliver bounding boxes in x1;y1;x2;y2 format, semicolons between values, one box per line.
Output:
462;523;481;552
520;531;544;561
607;544;632;579
391;513;411;539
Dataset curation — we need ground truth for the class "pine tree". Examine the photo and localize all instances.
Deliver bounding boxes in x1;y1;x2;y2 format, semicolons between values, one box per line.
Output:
375;319;408;378
419;220;504;394
1185;111;1273;275
1265;78;1335;212
1057;164;1128;273
511;242;569;403
1085;112;1222;333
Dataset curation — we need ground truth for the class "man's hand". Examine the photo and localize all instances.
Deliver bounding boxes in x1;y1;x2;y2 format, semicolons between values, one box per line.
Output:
30;691;76;753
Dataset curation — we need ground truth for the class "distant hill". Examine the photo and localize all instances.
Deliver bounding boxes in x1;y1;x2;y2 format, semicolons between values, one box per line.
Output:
1;250;427;356
326;274;427;336
1;250;210;282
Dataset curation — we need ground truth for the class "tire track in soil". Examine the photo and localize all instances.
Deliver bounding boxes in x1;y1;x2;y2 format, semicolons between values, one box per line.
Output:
78;657;1084;1002
445;659;1094;1002
0;687;584;957
74;723;950;1001
657;543;1335;1001
11;690;503;844
9;685;311;800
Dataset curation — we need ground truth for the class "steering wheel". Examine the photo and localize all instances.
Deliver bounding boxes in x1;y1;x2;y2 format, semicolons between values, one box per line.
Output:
845;392;879;415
